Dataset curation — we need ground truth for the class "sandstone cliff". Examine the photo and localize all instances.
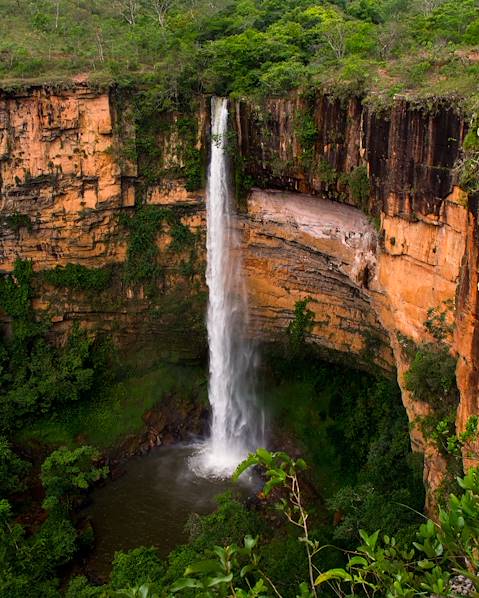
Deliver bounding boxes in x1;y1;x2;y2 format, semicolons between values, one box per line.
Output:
0;85;207;361
234;93;472;505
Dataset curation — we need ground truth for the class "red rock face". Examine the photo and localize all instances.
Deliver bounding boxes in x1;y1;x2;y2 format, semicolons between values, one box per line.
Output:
455;192;479;469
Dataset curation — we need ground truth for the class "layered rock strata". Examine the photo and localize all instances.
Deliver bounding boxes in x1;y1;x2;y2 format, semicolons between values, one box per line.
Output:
0;85;207;360
235;94;473;504
241;187;467;506
242;189;392;372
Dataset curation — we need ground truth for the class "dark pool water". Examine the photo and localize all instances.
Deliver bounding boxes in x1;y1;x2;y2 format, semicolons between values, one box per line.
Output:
85;444;256;577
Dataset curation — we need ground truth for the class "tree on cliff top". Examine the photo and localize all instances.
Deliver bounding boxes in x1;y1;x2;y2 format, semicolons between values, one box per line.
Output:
0;0;478;107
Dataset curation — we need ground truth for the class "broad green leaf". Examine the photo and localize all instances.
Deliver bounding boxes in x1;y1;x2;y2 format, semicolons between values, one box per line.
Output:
347;556;368;568
207;573;234;587
315;568;352;586
170;578;203;592
263;477;286;496
233;455;258;481
256;448;273;465
418;560;435;569
184;559;222;575
244;535;257;551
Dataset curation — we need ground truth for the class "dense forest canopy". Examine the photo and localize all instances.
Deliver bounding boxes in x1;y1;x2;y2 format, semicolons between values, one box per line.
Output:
0;0;478;107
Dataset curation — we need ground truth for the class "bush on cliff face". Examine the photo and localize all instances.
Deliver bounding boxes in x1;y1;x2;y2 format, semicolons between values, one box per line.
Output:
43;264;113;293
119;205;196;294
405;343;458;410
345;165;370;211
0;260;109;434
3;213;33;236
287;298;315;354
457;114;479;194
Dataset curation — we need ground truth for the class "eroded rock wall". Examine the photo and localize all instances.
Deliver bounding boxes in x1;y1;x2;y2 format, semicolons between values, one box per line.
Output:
242;189;393;373
0;85;477;502
236;94;474;504
0;85;208;361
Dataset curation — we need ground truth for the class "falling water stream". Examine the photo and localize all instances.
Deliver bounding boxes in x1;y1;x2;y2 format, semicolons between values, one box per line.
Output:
191;97;264;477
85;99;264;574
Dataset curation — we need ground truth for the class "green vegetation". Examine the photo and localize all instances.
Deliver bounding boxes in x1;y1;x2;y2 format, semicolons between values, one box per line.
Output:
343;165;370;210
234;156;256;205
263;351;424;544
117;92;204;189
197;454;479;598
0;436;29;495
0;257;206;594
1;445;108;598
457;110;479;194
0;260;109;434
0;257;35;326
61;451;479;597
119;205;170;285
4;213;33;235
405;343;457;409
402;303;458;425
0;0;477;108
110;546;165;591
0;258;206;593
18;364;207;449
286;298;315;354
294;106;318;170
424;299;455;342
119;205;195;291
40;446;108;512
43;263;113;292
402;303;463;503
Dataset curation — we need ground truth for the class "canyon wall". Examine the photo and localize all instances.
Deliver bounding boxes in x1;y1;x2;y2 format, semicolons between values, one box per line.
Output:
0;85;208;362
0;84;477;501
235;94;472;504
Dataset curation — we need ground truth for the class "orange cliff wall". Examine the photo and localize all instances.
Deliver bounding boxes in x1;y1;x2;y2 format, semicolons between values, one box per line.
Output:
0;85;208;361
235;94;475;505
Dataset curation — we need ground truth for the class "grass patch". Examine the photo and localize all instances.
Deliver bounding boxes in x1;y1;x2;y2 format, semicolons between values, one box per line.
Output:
17;364;207;450
42;263;113;292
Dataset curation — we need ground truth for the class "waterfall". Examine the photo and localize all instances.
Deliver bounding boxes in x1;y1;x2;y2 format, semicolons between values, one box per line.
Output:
192;97;264;478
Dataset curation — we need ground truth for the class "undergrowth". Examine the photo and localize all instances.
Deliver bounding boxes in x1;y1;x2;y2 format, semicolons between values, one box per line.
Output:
42;263;113;292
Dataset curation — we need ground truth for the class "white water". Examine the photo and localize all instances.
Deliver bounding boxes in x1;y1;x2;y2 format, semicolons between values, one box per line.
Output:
191;97;264;478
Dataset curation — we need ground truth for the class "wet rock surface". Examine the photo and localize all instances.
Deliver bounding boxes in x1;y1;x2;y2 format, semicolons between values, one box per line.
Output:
108;393;209;465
